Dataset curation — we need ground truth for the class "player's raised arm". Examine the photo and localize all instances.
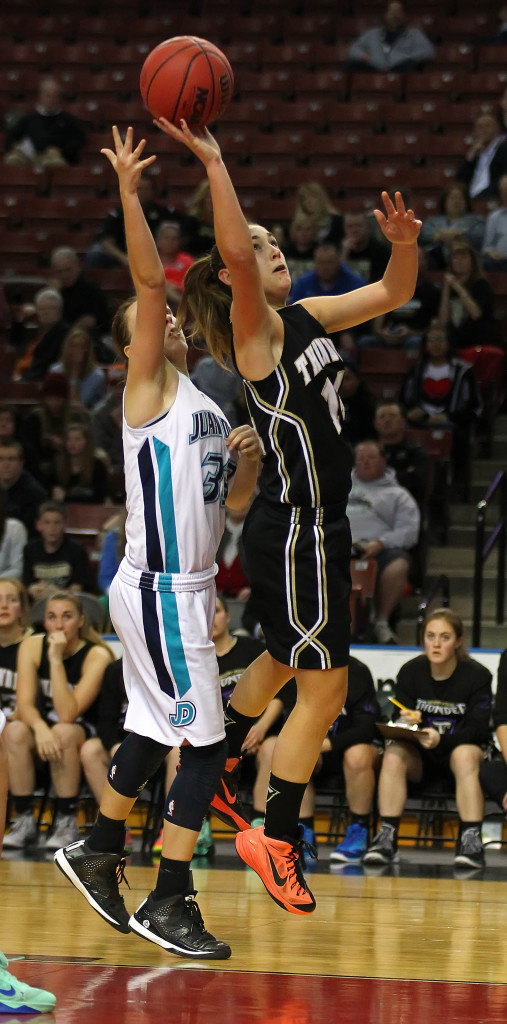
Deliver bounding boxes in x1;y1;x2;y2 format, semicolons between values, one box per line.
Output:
101;126;171;395
155;118;277;372
299;191;422;333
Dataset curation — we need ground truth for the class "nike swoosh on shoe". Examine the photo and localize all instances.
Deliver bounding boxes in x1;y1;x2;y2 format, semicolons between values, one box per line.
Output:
267;850;288;886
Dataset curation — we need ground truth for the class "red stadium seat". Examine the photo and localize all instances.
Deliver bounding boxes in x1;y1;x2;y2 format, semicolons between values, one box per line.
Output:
349;72;405;102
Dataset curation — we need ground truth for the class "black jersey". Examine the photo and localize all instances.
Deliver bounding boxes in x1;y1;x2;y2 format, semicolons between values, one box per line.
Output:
217;635;265;707
235;304;353;507
0;639;22;718
395;655;492;753
37;634;98;727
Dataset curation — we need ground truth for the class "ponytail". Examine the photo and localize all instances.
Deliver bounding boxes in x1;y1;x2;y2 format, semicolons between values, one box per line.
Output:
178;247;233;369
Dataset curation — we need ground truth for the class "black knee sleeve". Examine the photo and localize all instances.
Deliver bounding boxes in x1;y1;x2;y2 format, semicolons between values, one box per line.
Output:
164;738;227;831
107;732;171;798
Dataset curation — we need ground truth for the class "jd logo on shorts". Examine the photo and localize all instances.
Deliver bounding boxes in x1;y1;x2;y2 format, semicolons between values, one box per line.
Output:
170;701;196;727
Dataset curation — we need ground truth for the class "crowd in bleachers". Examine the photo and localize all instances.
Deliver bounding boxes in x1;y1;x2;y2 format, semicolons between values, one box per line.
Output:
1;0;507;863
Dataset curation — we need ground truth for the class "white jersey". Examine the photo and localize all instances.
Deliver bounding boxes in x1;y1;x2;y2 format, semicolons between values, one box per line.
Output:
110;372;236;746
123;372;234;575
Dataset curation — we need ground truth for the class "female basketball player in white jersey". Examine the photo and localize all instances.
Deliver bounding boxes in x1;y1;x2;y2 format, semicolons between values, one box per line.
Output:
54;126;261;960
156;114;422;915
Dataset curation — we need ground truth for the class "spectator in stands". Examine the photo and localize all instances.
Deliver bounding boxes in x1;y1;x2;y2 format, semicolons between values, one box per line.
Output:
50;325;107;410
479;648;507;813
293;182;343;248
0;440;46;537
155;221;195;307
439;241;500;350
0;404;24;451
97;509;125;597
52;423;109;505
374;400;430;507
4;76;86;170
289;242;366;303
80;656;126;804
358;244;441;352
0;579;31;731
338;356;377;446
341;210;390;283
347;1;435;72
190;354;244;430
456;111;507;201
185;179;216;257
3;592;113;850
400;321;482;497
49;247;110;342
282;213;319;284
0;491;27;580
363;607;492;873
216;504;252;600
84;174;194;269
419;183;485;270
347;440;420;645
22;500;91;604
481;174;507;270
11;288;68;382
252;656;381;862
21;372;73;489
491;6;507;44
91;385;123;471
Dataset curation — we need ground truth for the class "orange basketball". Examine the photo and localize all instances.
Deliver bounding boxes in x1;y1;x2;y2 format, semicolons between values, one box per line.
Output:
140;35;234;128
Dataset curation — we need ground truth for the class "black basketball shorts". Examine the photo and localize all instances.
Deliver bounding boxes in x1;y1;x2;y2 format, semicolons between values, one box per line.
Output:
242;497;351;670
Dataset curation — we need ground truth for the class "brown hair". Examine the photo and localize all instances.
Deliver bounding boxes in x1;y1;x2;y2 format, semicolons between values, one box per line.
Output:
57;422;97;490
111;297;136;362
177;247;233;369
45;591;115;658
422;606;468;661
60;325;97;380
449;240;485;283
0;577;30;629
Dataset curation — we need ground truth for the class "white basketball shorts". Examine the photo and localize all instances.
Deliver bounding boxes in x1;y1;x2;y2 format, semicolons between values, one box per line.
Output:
109;560;225;748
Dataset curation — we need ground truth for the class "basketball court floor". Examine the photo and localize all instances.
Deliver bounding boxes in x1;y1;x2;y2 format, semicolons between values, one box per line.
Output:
3;840;507;1023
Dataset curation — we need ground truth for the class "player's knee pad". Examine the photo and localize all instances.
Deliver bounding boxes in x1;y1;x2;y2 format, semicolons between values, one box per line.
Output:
107;732;171;798
164;738;227;831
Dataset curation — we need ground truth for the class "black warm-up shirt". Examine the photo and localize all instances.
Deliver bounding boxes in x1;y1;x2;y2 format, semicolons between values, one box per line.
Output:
395;655;492;754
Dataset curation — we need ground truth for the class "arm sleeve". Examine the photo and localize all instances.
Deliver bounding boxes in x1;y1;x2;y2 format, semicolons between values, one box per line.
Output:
331;661;380;752
377;488;420;549
96;660;126;750
493;651;507;730
437;666;493;754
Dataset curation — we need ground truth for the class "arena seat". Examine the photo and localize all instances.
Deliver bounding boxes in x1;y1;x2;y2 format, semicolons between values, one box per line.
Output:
405;70;464;100
349;72;405;103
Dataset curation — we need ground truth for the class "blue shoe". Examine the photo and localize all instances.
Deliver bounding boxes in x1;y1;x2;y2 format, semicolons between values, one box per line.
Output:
0;951;56;1013
193;818;214;857
330;823;368;863
299;824;317;848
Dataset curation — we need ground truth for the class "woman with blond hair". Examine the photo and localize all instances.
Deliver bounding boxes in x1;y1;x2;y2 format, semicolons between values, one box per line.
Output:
3;591;113;851
51;325;106;409
363;607;492;872
293;181;344;248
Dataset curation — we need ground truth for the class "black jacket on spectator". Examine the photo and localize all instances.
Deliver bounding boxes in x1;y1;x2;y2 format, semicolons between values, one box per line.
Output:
5;110;86;165
383;440;430;507
2;470;47;537
456;140;507;200
400;356;482;427
394;655;492;756
60;275;110;334
22;536;91;592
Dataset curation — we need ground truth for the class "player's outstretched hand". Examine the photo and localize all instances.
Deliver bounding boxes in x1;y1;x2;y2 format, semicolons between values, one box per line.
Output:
374;191;422;246
155;116;222;167
101;125;157;193
227;424;263;462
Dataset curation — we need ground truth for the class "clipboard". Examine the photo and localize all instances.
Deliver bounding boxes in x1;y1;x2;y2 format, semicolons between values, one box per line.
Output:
376;721;424;743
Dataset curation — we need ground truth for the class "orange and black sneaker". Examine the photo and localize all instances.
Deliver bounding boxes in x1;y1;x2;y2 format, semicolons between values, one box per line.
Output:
210;756;251;832
235;825;317;914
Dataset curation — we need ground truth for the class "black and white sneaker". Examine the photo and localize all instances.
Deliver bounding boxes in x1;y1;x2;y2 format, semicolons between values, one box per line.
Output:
362;824;400;865
454;828;485;870
54;839;130;933
129;875;231;960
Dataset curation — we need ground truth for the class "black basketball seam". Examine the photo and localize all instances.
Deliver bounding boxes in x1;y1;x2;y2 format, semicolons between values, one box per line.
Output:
143;37;232;125
143;41;196;112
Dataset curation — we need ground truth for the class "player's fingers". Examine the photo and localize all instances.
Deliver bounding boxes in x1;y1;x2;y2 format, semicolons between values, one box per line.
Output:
381;190;396;214
372;209;386;226
100;148;116;165
393;190;406;214
139;154;157;168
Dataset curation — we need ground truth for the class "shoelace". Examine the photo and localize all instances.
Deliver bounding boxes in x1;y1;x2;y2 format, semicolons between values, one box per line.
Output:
110;856;130;891
285;837;317;892
184;891;206;934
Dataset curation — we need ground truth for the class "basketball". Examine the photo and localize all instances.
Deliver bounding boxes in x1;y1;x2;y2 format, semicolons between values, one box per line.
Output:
140;36;234;129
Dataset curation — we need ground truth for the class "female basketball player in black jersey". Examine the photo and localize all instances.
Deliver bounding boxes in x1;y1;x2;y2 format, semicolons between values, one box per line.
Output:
157;115;422;914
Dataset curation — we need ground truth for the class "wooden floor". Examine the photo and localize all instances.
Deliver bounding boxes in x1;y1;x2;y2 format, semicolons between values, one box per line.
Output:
2;853;507;1022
